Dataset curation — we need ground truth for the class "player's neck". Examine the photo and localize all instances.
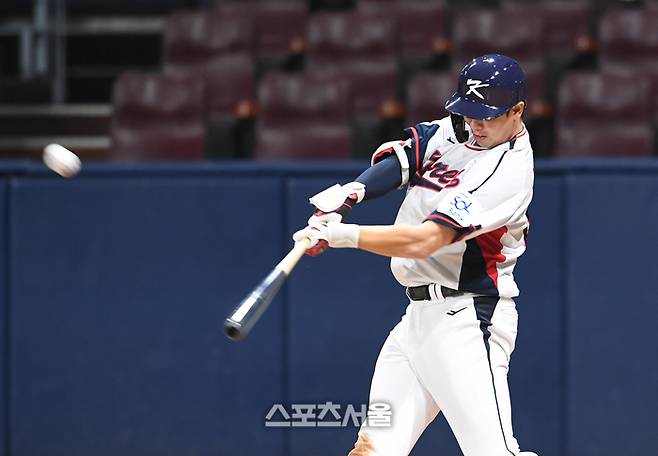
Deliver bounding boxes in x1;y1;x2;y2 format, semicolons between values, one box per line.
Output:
503;120;523;141
480;122;524;149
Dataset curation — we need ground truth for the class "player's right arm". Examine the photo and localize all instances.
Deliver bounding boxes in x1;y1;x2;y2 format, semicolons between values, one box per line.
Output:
302;119;448;256
301;155;403;256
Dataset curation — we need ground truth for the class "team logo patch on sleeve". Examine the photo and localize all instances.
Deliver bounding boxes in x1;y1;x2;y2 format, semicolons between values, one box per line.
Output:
440;190;482;227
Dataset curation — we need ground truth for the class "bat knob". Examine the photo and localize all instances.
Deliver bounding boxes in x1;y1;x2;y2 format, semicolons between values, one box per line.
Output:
223;319;245;341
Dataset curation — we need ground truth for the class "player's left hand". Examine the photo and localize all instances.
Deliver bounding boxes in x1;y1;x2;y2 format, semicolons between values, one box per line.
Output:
308;182;365;226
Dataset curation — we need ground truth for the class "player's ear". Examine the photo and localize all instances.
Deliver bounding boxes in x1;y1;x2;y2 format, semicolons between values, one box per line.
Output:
511;101;525;118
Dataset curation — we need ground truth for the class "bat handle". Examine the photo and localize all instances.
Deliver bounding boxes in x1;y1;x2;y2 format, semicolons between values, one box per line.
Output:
276;238;311;275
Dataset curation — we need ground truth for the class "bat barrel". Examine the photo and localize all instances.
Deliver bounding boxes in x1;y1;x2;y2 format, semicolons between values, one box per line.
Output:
223;268;287;341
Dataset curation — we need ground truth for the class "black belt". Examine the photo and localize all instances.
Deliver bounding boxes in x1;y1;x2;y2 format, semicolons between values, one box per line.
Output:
406;285;463;301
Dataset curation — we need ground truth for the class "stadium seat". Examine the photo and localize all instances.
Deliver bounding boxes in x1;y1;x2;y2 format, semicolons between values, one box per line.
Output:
163;8;257;158
306;10;399;116
215;0;307;60
452;8;544;70
164;53;256;159
111;72;206;161
254;71;351;160
254;0;308;59
501;0;593;59
405;71;454;127
555;71;653;157
358;0;449;59
599;7;658;73
164;54;255;118
162;8;253;67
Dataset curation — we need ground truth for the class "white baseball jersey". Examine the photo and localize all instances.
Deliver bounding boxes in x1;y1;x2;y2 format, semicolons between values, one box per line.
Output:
381;116;534;298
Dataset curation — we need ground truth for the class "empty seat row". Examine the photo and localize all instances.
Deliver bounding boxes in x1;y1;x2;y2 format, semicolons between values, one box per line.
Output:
111;72;206;161
165;2;308;63
555;70;656;157
598;6;658;73
111;67;658;161
196;1;595;63
256;71;352;160
163;0;658;123
110;70;353;161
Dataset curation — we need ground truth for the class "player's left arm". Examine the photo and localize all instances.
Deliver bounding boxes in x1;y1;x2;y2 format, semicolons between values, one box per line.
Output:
357;222;457;258
293;220;458;259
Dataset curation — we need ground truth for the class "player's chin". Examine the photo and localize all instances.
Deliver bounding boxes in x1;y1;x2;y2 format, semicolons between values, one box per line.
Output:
473;134;489;146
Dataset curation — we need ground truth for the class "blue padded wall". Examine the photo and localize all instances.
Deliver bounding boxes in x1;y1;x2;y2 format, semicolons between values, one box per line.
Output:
0;179;7;455
9;176;285;456
565;174;658;456
0;161;655;456
510;177;565;456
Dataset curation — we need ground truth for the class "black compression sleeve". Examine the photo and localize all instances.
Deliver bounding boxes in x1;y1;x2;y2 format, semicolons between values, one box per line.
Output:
355;155;403;201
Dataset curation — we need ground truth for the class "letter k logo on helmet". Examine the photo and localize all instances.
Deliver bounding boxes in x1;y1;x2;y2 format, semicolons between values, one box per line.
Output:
465;79;490;100
446;54;528;121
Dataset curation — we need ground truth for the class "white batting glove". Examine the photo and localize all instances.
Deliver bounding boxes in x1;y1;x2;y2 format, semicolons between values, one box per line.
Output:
307;211;342;227
307;182;365;225
292;222;360;251
293;224;326;249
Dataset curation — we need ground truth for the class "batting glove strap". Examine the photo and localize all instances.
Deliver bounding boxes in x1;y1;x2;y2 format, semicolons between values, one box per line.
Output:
309;182;365;214
326;222;359;249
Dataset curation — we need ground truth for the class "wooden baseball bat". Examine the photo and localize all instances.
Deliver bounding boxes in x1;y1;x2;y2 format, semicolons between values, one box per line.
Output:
223;238;311;341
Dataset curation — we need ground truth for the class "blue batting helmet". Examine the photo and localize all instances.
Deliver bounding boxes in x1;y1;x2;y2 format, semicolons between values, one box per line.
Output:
445;54;527;121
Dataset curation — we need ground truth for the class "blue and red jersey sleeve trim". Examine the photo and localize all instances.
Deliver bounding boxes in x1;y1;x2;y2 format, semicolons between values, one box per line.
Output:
425;210;481;241
404;122;440;185
370;122;440;187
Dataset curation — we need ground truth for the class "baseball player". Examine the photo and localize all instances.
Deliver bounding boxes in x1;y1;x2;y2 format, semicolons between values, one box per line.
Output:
293;54;538;456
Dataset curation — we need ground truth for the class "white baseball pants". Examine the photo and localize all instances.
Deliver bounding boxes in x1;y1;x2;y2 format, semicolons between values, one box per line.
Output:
349;292;530;456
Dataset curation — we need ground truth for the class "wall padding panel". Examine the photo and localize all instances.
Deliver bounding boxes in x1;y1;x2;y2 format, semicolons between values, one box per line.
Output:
9;177;285;456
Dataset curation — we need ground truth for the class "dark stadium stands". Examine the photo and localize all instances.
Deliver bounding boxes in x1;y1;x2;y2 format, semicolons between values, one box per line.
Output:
215;0;308;70
501;0;594;60
162;8;253;65
253;0;308;60
599;6;658;73
405;71;453;128
305;9;400;155
110;72;206;160
1;0;657;160
306;10;398;116
254;70;351;160
555;71;653;157
358;0;448;60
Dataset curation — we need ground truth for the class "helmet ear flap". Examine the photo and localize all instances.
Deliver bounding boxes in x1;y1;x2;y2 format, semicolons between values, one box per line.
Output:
450;113;469;143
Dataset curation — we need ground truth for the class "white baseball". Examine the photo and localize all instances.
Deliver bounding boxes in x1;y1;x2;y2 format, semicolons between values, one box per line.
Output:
42;144;81;178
